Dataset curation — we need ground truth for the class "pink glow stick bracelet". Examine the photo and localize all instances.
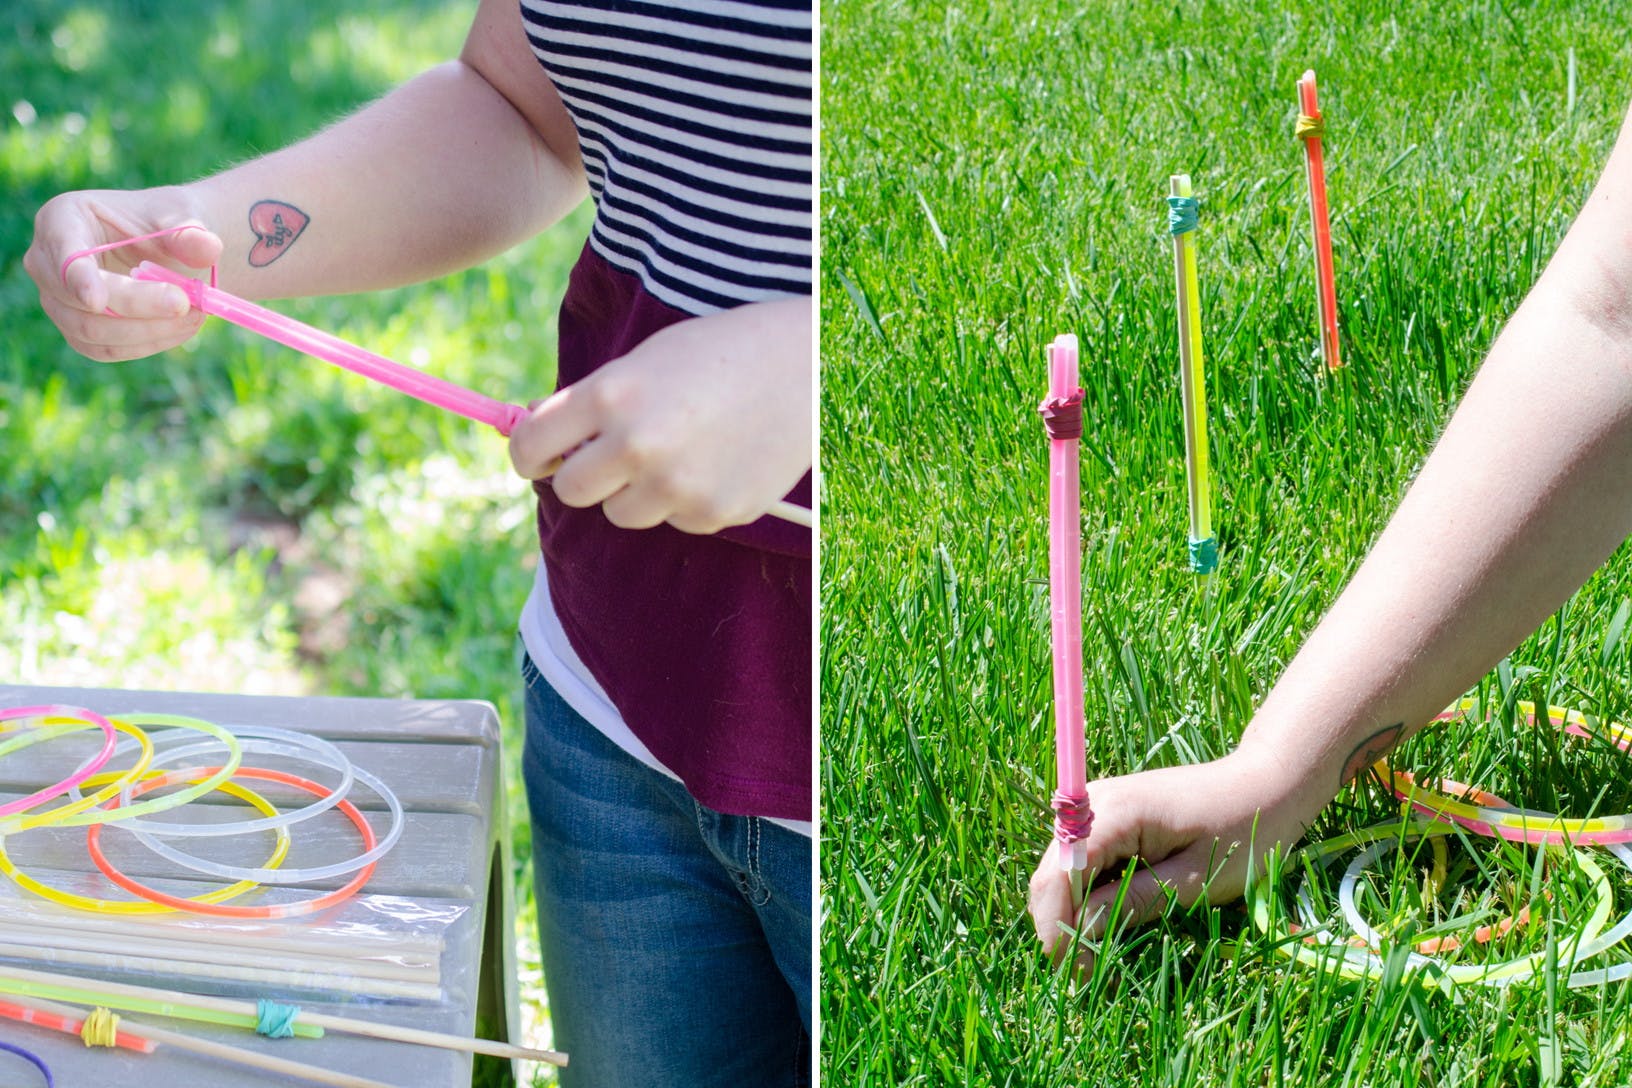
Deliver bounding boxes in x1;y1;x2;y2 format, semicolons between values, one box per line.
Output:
0;706;117;819
1039;335;1091;882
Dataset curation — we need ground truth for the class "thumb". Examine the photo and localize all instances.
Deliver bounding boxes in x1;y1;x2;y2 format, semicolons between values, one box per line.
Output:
160;223;223;270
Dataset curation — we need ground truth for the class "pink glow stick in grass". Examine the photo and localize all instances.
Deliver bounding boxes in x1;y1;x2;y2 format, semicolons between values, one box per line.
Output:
1297;70;1342;371
130;261;527;436
1039;335;1090;883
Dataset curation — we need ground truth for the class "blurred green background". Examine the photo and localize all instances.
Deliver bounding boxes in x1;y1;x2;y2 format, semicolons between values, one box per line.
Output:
2;1;592;1077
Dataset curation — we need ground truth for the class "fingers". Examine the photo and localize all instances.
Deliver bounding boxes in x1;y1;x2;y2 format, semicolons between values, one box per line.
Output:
161;224;223;271
508;385;601;480
38;293;204;361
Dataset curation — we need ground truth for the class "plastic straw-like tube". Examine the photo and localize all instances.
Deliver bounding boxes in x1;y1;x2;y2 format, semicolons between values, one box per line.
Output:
1298;71;1342;371
1045;335;1089;874
129;262;525;436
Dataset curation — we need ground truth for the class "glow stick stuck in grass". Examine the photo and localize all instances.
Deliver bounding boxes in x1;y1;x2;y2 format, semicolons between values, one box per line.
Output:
1296;70;1342;371
1167;175;1217;575
127;260;813;528
1039;334;1090;886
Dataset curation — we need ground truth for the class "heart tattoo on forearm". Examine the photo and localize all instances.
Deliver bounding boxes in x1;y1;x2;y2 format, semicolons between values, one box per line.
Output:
246;200;309;267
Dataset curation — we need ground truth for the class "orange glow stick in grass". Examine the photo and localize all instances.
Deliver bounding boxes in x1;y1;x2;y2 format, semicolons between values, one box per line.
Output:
1297;69;1342;371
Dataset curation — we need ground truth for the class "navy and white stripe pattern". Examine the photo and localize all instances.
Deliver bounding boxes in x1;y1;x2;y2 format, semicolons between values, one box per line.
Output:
520;0;813;315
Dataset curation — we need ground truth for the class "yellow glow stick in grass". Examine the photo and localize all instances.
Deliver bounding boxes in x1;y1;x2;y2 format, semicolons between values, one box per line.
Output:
1167;174;1216;574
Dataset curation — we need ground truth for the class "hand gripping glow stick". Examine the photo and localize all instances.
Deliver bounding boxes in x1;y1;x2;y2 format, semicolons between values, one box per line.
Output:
1039;334;1090;888
1167;175;1217;575
1297;70;1342;371
127;260;813;529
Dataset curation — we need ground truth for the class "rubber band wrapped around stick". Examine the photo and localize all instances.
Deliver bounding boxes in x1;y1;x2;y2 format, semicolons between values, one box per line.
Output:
1040;334;1091;878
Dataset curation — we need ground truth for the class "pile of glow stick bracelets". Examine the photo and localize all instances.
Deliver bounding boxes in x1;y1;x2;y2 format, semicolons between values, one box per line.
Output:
0;704;402;919
1252;698;1632;989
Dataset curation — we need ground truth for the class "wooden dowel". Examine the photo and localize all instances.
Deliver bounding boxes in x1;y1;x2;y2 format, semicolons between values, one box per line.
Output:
0;900;445;959
0;940;441;1001
0;920;439;982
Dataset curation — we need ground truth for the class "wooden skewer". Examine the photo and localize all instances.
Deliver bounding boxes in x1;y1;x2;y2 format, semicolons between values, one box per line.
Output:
0;919;440;981
0;898;445;958
0;963;569;1067
0;939;441;1001
5;994;401;1088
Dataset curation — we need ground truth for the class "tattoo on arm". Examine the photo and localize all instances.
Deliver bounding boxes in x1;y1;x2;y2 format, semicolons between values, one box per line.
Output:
246;200;310;267
1339;723;1404;787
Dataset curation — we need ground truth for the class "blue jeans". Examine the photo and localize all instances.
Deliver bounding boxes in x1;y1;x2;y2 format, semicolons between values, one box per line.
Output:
521;651;811;1087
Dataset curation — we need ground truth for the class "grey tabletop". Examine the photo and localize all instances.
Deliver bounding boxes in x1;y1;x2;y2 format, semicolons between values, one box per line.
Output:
0;684;519;1088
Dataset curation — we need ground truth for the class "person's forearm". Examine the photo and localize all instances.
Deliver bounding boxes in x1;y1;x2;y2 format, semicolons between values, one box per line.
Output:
176;58;584;299
1237;100;1632;822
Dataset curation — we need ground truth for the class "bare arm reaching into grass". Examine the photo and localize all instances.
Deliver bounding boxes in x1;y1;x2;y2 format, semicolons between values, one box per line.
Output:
1030;96;1632;964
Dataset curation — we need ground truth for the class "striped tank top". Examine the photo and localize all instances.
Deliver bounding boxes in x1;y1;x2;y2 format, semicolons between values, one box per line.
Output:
519;0;814;315
516;0;814;823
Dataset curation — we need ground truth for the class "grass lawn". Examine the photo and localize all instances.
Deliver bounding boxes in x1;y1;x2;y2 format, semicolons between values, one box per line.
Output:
820;2;1632;1083
2;2;590;1081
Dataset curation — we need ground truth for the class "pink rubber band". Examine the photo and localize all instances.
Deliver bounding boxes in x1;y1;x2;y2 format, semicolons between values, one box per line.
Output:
0;705;117;818
58;224;218;293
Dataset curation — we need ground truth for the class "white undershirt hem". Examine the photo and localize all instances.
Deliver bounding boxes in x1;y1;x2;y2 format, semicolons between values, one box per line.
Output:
519;562;812;838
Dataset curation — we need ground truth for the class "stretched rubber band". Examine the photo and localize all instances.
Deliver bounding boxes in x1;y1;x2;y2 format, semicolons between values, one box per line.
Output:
97;723;351;838
124;740;402;885
87;765;379;919
56;713;243;829
0;715;152;832
256;999;302;1038
0;1040;53;1087
58;224;218;291
1382;698;1632;845
0;770;290;915
0;707;117;819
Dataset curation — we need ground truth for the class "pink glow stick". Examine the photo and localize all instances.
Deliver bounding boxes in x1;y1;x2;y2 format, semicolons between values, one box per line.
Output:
1039;335;1090;877
130;261;526;436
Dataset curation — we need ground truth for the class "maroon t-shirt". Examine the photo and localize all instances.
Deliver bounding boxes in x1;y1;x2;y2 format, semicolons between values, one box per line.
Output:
534;248;812;821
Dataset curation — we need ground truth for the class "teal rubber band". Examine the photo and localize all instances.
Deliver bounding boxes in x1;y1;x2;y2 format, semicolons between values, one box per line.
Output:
1166;196;1199;236
1188;536;1218;574
256;999;302;1039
